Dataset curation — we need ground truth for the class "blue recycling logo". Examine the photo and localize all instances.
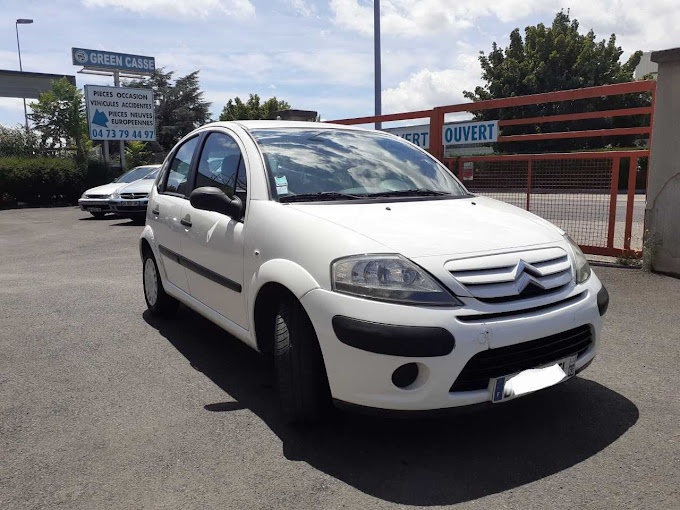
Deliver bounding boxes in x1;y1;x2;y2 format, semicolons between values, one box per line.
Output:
92;109;109;127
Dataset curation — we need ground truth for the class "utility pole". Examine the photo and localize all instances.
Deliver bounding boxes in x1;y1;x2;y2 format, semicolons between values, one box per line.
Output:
113;71;126;170
374;0;382;130
15;18;33;131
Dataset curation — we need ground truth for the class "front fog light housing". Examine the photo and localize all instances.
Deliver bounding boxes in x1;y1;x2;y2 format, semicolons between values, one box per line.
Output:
332;254;462;306
564;235;591;283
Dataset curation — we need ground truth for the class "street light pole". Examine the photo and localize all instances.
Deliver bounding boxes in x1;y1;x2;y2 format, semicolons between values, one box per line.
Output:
374;0;381;130
15;18;33;131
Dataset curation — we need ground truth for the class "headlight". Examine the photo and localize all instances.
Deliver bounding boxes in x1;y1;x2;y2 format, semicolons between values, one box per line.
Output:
564;234;591;284
110;192;119;199
332;254;462;306
81;192;87;199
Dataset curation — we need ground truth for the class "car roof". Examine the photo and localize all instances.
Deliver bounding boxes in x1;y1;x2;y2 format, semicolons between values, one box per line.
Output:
202;120;372;133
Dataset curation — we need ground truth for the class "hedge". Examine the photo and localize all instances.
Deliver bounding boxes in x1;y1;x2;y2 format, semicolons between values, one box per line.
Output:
0;157;121;207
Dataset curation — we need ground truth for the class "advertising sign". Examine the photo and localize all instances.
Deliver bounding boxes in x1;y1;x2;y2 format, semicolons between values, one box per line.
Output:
84;85;155;141
462;161;474;181
385;119;499;149
72;48;155;74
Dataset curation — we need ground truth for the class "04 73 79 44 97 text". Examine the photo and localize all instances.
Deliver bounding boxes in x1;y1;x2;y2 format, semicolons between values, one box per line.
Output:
90;128;155;140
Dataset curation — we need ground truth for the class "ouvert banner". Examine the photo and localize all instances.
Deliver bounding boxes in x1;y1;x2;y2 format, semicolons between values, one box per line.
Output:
384;119;499;149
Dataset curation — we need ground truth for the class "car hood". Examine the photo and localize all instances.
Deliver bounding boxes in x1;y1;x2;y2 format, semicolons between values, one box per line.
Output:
117;179;154;194
84;182;124;196
288;196;564;258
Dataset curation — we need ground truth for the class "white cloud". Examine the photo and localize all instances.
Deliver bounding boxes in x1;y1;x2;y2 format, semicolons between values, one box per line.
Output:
382;52;481;113
329;0;538;37
563;0;680;55
82;0;255;18
290;0;315;17
152;48;372;87
0;51;70;76
0;99;27;128
279;50;372;86
0;98;26;112
154;50;274;82
330;0;680;53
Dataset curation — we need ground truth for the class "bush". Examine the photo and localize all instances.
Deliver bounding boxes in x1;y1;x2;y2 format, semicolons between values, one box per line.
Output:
0;157;121;207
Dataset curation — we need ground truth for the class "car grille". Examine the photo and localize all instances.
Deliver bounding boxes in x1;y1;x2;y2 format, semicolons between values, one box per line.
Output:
120;193;148;200
445;247;572;304
86;194;109;199
449;324;592;392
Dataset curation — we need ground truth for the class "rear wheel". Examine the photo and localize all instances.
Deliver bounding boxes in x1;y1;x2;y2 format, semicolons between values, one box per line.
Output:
143;250;178;316
274;294;332;424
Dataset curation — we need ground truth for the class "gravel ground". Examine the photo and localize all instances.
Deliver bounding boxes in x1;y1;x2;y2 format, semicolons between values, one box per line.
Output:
1;207;678;510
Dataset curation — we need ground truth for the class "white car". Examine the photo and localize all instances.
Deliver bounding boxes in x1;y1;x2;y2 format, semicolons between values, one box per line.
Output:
109;166;161;221
139;121;609;423
78;165;159;218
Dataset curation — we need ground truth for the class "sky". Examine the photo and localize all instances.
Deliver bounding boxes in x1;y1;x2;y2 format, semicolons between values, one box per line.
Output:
0;0;678;128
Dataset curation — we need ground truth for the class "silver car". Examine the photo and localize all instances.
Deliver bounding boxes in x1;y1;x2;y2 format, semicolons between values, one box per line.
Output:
109;167;160;221
78;165;160;218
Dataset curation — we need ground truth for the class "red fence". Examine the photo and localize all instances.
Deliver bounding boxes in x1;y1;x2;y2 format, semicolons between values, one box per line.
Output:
331;81;656;257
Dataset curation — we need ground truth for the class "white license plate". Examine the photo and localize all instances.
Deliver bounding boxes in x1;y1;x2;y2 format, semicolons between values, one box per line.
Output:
120;201;141;206
491;354;578;403
89;207;102;212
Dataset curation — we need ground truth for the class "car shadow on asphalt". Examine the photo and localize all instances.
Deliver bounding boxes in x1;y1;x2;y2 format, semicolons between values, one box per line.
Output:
143;307;639;507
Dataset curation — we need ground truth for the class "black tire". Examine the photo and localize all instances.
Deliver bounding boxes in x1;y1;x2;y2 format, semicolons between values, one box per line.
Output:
90;211;105;219
274;295;332;424
142;250;179;317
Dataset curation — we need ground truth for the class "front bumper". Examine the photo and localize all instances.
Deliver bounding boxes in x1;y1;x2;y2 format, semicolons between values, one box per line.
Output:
109;199;148;215
300;274;605;411
78;198;111;212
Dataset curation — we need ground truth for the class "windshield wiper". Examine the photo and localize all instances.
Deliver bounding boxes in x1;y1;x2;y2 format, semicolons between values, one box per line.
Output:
364;188;452;198
279;191;365;203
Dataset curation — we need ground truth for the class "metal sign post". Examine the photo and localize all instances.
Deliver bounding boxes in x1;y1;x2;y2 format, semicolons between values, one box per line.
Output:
113;71;125;170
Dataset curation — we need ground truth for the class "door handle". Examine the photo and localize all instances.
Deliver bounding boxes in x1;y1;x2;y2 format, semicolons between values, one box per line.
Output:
151;206;160;215
180;217;192;228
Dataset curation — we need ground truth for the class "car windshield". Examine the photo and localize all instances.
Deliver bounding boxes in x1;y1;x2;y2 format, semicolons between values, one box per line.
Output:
250;128;468;201
143;169;159;180
117;166;157;183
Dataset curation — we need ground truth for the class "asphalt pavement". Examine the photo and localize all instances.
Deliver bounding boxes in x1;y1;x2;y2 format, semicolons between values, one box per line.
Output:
1;207;679;510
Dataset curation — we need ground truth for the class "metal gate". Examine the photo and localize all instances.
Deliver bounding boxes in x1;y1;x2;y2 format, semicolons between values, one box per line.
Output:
332;81;656;257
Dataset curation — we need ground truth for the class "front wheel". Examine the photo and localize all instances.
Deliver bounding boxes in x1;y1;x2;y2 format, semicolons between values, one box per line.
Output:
143;250;178;316
274;295;332;424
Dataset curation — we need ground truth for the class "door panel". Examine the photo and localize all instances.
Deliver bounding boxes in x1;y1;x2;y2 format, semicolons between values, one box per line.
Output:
147;135;200;294
179;203;247;328
177;130;248;328
150;193;191;293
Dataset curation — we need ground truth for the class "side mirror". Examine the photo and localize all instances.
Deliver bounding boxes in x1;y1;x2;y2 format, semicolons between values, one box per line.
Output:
190;186;242;219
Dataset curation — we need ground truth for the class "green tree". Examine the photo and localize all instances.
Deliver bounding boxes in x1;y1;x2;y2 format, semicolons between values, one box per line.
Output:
126;69;211;151
463;11;650;152
28;78;87;163
0;125;44;157
125;141;153;168
219;94;290;121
